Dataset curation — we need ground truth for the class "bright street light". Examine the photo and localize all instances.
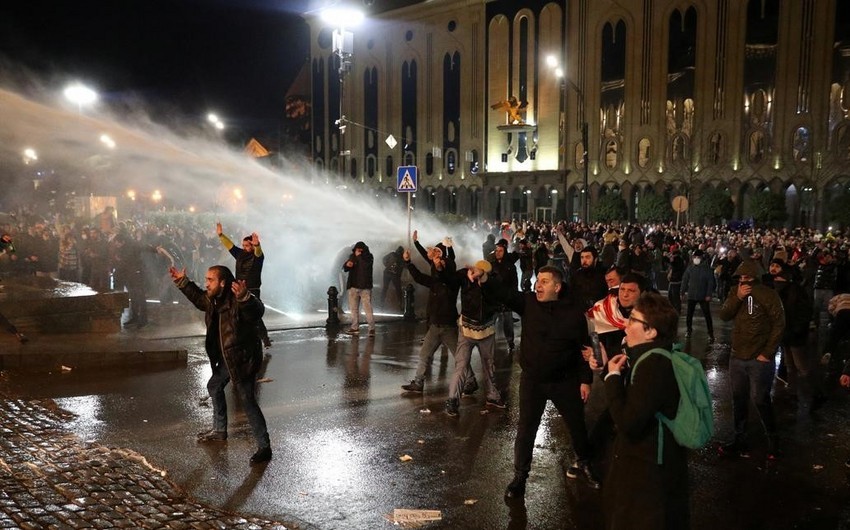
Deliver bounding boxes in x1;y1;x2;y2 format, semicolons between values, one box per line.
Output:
152;190;162;203
207;113;225;130
320;7;364;29
100;134;116;149
64;83;98;113
22;148;38;164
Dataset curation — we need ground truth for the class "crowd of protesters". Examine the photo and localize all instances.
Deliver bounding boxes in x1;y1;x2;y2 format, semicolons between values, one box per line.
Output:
0;205;239;326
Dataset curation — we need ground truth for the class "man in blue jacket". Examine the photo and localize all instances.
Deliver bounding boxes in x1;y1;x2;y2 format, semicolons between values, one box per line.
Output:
681;249;716;343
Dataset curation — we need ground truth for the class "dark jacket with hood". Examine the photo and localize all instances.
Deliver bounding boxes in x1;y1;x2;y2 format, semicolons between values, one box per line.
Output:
343;242;374;289
175;275;265;382
718;260;785;360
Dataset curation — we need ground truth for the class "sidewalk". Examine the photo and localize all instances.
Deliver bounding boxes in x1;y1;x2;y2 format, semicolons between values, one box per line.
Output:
0;392;293;529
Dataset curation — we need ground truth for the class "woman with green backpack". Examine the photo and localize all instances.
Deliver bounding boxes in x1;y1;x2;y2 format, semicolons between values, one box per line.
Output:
602;292;693;530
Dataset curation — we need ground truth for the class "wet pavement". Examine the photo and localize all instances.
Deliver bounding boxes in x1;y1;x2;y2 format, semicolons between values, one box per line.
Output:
1;303;850;529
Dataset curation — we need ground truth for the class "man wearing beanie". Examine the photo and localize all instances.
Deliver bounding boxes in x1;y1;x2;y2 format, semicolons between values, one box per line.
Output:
343;241;376;336
440;259;504;416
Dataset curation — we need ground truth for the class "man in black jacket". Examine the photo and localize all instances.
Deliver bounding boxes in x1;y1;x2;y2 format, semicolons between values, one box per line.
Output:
169;264;271;465
503;266;599;498
217;223;271;348
343;241;375;336
399;248;478;394
489;238;520;352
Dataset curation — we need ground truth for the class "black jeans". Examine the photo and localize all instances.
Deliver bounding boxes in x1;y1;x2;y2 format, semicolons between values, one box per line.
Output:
513;373;590;477
686;299;714;336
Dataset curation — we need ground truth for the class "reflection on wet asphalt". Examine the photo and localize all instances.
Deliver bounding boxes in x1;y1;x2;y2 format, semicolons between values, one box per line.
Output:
4;311;850;530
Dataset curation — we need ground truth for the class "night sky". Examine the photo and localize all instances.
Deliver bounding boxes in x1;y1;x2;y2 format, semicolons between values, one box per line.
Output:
0;0;312;137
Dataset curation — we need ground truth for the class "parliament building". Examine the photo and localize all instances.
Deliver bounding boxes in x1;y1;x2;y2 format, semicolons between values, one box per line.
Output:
304;0;850;228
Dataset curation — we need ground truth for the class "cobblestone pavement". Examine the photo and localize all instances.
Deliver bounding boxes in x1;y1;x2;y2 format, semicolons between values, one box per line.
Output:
0;393;292;530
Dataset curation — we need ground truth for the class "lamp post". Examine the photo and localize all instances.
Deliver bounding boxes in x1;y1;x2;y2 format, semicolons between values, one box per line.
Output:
322;7;364;181
63;83;98;114
548;56;589;222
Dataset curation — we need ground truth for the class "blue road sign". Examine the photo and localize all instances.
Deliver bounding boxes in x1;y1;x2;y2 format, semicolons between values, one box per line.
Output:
397;166;418;192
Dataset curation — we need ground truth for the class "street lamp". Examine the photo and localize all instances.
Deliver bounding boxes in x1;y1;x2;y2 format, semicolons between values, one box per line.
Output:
548;55;589;222
64;83;98;114
207;113;225;131
322;6;364;181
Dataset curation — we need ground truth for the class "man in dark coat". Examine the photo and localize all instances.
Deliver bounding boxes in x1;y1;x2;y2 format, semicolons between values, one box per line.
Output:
681;249;716;342
770;260;815;416
399;247;478;394
217;223;271;348
343;241;375;335
381;246;405;310
568;246;608;311
503;266;599;498
489;238;520;352
169;264;271;465
603;292;688;530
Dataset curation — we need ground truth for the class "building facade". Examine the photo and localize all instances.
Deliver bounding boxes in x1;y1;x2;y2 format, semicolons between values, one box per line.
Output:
305;0;850;227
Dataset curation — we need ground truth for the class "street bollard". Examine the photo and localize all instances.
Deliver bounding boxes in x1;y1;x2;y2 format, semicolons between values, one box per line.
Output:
326;286;340;327
403;284;416;321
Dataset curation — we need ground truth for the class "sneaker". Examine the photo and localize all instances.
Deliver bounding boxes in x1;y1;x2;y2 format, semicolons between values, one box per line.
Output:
196;430;227;443
461;379;479;397
566;460;601;489
504;476;526;499
368;328;376;336
401;380;424;393
250;446;272;464
486;398;507;409
344;328;360;335
444;398;459;417
718;439;750;458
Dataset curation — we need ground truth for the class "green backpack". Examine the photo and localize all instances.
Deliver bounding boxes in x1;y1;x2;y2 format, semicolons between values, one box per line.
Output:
630;346;714;464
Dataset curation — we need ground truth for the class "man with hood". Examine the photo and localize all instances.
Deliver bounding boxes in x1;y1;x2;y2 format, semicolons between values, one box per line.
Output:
769;260;815;416
681;249;716;343
381;245;405;310
343;241;375;336
718;259;785;459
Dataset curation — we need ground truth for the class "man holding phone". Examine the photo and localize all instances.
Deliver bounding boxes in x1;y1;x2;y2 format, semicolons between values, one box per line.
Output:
718;259;785;460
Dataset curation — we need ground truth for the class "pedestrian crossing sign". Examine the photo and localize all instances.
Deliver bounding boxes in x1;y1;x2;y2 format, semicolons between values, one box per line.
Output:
397;166;418;192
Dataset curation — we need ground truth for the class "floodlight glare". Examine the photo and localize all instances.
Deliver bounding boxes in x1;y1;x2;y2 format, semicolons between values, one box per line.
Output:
321;7;364;29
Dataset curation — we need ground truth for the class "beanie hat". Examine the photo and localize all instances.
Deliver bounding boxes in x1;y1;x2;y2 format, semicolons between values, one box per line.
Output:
474;260;493;273
496;238;509;249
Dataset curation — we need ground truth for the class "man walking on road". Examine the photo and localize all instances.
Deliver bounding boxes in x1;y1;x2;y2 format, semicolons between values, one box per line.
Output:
216;223;271;349
169;264;272;465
